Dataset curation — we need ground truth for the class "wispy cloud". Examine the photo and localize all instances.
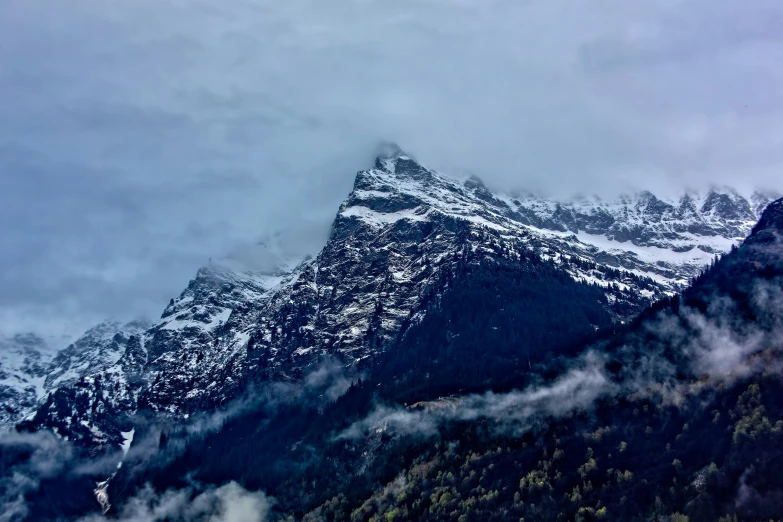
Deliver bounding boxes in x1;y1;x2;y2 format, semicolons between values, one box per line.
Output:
638;280;783;384
79;482;271;522
0;358;354;520
0;431;74;522
339;351;613;439
340;277;783;439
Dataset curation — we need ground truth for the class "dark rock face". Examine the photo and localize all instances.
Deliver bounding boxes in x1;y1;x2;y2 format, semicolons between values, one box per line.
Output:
749;197;783;241
701;190;753;221
18;151;771;451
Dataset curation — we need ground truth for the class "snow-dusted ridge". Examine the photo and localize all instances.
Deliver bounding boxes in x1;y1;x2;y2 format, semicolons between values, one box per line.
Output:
0;333;51;429
0;320;149;430
346;151;770;290
17;148;774;452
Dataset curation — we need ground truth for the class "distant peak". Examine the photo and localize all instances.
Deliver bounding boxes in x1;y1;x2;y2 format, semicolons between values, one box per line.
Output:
750;191;777;216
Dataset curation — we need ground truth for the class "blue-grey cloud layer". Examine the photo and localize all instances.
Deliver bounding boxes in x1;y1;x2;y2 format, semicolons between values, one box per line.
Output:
1;0;782;336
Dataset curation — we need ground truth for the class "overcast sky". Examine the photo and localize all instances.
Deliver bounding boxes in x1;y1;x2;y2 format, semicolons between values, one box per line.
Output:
1;0;782;340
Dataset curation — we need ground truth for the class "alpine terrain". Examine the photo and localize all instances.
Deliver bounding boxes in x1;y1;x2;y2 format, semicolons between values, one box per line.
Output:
0;321;148;431
103;187;783;522
16;149;772;448
2;149;781;522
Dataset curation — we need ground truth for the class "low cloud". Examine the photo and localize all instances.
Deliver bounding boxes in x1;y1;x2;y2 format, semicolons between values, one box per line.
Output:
641;279;783;384
0;431;74;522
341;277;783;440
114;359;358;478
734;466;783;519
304;357;357;402
79;482;271;522
0;358;354;520
339;351;613;439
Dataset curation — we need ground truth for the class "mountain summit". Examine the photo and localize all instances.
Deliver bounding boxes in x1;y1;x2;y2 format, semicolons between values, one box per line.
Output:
98;194;783;522
15;153;774;451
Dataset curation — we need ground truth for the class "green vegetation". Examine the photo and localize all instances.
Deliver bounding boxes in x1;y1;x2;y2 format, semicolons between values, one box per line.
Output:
105;214;783;522
304;377;783;522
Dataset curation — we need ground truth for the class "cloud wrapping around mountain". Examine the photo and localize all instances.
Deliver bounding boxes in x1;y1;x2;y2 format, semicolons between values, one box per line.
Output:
0;358;356;520
0;431;74;522
2;0;783;334
339;352;613;439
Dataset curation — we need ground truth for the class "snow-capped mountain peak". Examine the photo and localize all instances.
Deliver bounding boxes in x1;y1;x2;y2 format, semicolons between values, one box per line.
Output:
344;151;770;290
44;320;149;391
0;320;149;430
14;150;777;453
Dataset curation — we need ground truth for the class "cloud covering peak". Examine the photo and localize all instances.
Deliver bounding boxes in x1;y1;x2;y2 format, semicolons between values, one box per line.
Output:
2;0;782;335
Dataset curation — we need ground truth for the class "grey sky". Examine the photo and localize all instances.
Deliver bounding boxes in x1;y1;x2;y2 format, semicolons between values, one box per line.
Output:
1;0;782;338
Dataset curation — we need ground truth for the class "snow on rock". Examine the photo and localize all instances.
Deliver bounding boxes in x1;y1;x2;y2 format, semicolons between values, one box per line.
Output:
21;148;774;448
0;321;149;431
0;333;52;429
120;428;135;457
342;150;771;290
45;320;149;391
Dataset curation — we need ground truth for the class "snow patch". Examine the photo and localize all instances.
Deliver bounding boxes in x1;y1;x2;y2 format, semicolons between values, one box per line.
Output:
341;205;431;227
120;428;135;456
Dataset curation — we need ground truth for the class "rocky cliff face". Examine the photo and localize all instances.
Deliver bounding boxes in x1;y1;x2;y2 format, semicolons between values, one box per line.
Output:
44;321;149;392
0;321;148;432
748;197;783;243
17;149;773;451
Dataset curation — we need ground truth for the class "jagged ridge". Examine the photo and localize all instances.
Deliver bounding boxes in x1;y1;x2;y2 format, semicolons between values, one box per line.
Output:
0;321;148;432
19;150;773;452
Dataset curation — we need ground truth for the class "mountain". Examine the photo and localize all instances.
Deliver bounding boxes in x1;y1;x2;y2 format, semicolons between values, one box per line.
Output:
3;147;780;520
95;194;783;522
0;333;52;429
0;321;148;432
18;150;772;452
318;195;783;522
44;320;149;392
108;194;783;522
